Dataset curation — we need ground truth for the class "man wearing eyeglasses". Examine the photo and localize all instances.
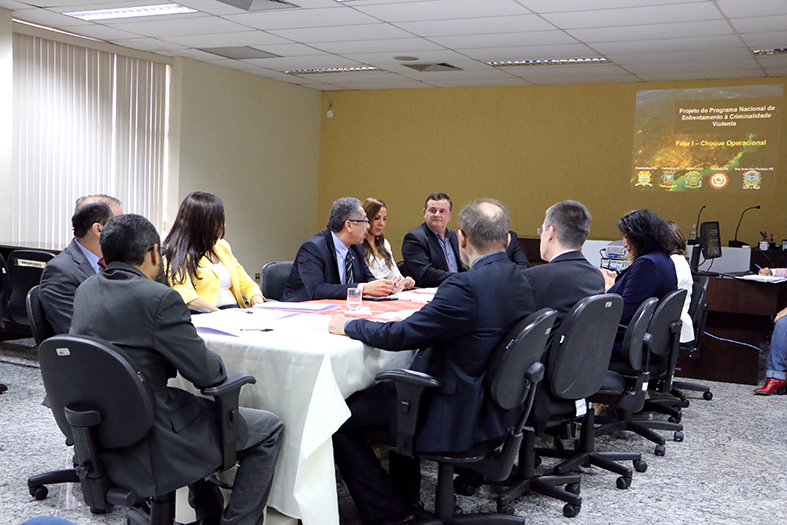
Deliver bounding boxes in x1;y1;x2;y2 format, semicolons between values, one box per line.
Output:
401;192;466;288
282;197;402;302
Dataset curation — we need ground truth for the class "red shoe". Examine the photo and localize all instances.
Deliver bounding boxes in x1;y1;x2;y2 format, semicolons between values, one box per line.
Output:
754;378;787;395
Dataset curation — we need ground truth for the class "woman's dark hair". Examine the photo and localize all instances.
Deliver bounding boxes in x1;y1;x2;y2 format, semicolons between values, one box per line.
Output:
362;198;394;269
666;221;687;256
163;192;226;285
617;209;672;259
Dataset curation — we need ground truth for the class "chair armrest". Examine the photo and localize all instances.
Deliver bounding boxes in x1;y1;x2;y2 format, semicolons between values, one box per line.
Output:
375;369;440;457
201;374;257;472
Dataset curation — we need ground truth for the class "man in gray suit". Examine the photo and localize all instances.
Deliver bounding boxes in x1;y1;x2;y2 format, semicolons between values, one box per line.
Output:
39;194;123;334
70;214;284;525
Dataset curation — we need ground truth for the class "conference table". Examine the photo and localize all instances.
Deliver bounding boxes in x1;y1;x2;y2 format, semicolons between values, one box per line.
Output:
171;293;432;525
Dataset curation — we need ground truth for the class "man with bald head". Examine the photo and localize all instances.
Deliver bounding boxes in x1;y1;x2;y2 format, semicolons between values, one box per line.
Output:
328;199;535;525
39;194;123;334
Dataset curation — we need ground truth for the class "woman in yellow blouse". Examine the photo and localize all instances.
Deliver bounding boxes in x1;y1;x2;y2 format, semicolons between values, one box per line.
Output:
164;192;263;312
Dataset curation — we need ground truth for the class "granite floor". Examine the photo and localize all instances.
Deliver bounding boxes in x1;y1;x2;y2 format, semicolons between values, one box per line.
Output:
1;337;785;525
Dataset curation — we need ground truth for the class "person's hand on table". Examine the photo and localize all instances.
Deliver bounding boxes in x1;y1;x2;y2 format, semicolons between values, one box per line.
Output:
249;294;265;306
329;314;349;336
601;268;617;292
392;275;406;294
760;267;773;276
402;276;415;290
775;306;787;324
364;279;394;296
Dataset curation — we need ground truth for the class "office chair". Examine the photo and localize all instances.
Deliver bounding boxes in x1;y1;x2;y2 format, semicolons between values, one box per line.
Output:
599;289;687;456
370;308;557;524
670;276;712;403
28;335;254;525
26;286;55;346
5;250;55;331
261;261;293;301
0;252;10;329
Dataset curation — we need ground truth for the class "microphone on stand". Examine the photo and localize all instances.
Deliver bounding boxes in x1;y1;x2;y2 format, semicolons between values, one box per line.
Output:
729;205;760;247
687;205;706;246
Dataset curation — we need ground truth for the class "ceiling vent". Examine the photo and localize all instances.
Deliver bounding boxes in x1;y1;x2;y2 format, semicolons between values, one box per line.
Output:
214;0;299;12
201;47;281;60
402;62;462;72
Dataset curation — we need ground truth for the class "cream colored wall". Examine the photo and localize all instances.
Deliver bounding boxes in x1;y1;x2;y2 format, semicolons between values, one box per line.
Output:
0;10;13;238
175;59;321;273
319;78;787;260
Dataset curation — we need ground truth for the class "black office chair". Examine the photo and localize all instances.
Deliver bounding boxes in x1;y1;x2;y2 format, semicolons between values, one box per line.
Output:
0;252;10;329
28;335;254;525
599;289;687;456
5;250;55;331
371;308;557;524
26;285;55;346
670;276;712;403
261;261;293;301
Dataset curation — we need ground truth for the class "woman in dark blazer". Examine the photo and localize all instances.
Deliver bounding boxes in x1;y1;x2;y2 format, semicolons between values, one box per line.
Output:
603;209;677;362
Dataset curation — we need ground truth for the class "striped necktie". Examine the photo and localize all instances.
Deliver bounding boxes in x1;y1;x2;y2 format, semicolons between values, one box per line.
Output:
344;252;355;284
97;258;107;272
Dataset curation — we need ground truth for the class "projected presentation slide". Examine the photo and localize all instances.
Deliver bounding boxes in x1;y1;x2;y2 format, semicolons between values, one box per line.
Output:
632;85;782;191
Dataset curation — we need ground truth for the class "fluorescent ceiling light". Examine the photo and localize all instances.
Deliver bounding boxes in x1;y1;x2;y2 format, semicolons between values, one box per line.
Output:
753;48;787;56
487;57;608;67
286;65;379;75
13;19;101;41
64;4;197;21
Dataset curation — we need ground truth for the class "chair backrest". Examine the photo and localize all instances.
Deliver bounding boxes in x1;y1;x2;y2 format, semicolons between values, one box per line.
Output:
622;297;660;370
486;308;557;410
6;250;56;325
0;253;9;323
261;261;293;301
644;289;687;360
687;276;709;349
547;293;624;400
38;335;155;449
26;285;55;346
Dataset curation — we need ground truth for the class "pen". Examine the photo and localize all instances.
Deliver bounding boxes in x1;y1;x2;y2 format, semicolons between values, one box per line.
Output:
754;264;762;270
240;328;273;332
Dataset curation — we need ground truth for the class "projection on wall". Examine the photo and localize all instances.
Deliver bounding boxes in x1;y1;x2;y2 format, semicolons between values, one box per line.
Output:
631;85;782;192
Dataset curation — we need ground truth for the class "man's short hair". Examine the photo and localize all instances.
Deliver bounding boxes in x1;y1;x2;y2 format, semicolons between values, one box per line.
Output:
100;214;160;266
327;197;363;232
424;192;452;211
72;202;113;238
457;199;509;251
544;200;592;250
75;194;121;212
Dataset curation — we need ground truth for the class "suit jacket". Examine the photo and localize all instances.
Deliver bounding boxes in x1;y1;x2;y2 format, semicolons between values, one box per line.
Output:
609;251;677;325
506;230;530;272
39;238;97;335
282;230;376;302
170;238;262;308
70;263;229;497
401;223;464;288
524;251;604;324
345;251;535;453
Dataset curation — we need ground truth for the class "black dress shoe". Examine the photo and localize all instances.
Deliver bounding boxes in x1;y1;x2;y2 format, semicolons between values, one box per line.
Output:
368;513;416;525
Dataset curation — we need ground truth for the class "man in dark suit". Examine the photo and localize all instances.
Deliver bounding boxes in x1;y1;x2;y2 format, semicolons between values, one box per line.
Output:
328;199;535;525
39;194;123;334
506;229;530;272
70;214;284;525
282;197;401;302
525;200;604;323
401;193;465;288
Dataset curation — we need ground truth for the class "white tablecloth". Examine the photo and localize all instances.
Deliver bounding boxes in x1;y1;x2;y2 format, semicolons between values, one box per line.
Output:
171;310;414;525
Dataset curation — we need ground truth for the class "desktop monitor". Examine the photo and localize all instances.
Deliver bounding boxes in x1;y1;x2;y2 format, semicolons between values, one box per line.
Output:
690;221;722;270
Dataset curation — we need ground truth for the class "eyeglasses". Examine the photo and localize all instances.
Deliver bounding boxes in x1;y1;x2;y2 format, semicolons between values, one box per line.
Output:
537;227;543;236
349;219;369;224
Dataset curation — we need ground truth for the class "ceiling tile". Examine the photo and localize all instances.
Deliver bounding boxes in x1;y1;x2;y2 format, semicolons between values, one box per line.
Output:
765;67;787;76
328;80;432;90
526;74;641;84
639;69;766;81
106;15;249;37
353;0;529;23
717;0;787;19
224;6;377;30
741;31;787;49
256;53;362;70
590;34;745;55
757;55;787;68
518;0;699;14
729;14;787;34
540;2;723;29
13;7;95;27
310;37;443;54
429;30;579;50
1;0;39;8
625;58;761;74
341;48;468;65
269;23;412;43
425;77;532;88
168;30;290;48
567;19;734;43
394;14;555;37
461;43;599;62
502;63;631;77
52;22;142;40
608;48;754;66
112;36;188;51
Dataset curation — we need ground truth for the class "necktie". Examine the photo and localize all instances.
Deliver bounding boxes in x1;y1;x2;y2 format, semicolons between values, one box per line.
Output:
344;252;355;284
97;258;107;272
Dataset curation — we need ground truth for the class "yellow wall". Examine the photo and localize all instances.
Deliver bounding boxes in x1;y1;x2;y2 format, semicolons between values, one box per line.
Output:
319;77;787;259
176;59;321;270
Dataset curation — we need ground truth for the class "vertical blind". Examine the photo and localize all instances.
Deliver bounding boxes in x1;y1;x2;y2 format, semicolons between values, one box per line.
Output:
12;33;169;245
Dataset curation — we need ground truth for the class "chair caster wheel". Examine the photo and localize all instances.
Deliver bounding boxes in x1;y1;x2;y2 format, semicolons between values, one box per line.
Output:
654;445;666;456
668;415;681;424
454;473;481;496
497;504;515;515
534;455;542;468
565;483;580;495
563;503;581;517
680;399;690;408
454;506;463;515
29;485;48;500
633;459;648;472
674;431;684;442
616;476;631;489
703;391;713;400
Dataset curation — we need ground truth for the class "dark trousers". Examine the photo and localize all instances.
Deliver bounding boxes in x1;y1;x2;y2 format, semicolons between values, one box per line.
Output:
332;383;420;524
190;407;284;525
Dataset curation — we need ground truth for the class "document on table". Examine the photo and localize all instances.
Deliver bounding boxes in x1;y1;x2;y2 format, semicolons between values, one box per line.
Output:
392;288;438;302
735;274;787;284
252;302;340;312
191;308;295;337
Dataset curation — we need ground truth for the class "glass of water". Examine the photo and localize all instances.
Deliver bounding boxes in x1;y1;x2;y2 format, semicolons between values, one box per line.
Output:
346;287;362;311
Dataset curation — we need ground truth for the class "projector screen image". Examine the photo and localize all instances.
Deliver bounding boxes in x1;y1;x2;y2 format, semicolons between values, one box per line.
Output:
632;85;782;191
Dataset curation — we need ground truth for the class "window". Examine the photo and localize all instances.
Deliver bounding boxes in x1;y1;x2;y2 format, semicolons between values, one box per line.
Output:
12;32;169;245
